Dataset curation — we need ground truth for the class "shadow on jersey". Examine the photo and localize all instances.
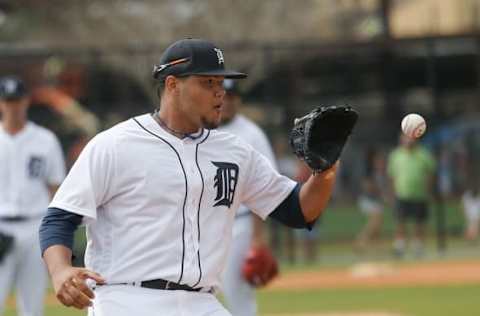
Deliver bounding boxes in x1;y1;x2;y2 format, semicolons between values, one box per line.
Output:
212;161;239;208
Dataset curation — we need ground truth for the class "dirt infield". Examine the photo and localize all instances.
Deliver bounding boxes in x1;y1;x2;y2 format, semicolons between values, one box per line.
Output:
269;259;480;290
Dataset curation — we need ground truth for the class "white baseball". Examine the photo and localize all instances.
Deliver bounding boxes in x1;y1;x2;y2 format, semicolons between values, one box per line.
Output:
401;113;426;138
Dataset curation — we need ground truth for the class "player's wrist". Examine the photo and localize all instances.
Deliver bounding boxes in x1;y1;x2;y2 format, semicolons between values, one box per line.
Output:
312;161;338;180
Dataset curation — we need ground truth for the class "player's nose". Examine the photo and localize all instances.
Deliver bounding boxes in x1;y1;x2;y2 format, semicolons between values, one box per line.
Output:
215;86;226;99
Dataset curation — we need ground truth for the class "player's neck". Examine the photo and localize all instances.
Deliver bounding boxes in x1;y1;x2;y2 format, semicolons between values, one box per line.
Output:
1;117;27;135
156;106;200;139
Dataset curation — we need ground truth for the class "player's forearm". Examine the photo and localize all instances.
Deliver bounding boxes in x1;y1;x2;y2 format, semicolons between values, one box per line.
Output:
299;163;338;222
43;245;73;276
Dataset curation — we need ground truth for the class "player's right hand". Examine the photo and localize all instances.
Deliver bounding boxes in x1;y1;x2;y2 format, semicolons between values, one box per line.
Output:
51;267;105;310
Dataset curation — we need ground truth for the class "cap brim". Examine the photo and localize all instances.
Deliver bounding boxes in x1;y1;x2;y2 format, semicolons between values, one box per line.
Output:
187;69;247;79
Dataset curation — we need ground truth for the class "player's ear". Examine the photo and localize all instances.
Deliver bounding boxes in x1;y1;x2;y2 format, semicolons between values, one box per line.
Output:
164;75;180;95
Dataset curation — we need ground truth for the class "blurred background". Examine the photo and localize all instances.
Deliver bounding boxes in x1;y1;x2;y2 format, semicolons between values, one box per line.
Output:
1;0;480;315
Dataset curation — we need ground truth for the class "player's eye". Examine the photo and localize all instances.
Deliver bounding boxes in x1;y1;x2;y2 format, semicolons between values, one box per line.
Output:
201;78;217;89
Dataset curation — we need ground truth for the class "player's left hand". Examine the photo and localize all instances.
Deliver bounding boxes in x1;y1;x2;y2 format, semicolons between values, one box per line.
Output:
289;106;358;174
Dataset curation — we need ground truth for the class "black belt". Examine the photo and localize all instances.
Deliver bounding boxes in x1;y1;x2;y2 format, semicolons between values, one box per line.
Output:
142;279;205;292
0;216;29;222
108;279;211;293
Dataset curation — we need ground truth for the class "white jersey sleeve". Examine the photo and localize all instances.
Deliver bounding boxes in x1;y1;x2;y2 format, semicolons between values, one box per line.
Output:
240;144;296;220
49;132;117;219
45;134;66;186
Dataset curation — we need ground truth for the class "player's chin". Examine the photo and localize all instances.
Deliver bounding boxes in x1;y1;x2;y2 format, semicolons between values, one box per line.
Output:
202;116;221;130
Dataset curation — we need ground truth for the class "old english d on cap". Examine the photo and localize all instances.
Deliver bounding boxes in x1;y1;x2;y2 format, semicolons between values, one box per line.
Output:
152;39;247;81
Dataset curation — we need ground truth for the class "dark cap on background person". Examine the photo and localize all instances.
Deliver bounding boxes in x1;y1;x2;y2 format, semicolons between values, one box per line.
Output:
0;76;28;100
152;38;247;81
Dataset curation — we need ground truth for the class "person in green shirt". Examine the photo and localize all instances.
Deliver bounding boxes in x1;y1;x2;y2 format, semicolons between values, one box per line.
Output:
387;134;436;257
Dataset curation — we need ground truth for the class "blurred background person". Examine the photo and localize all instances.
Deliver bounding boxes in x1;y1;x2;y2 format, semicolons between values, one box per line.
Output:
461;175;480;243
355;147;387;253
0;76;65;316
387;133;436;258
218;79;278;316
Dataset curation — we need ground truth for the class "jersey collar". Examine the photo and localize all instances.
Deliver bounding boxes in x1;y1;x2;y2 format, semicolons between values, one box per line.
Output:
135;113;210;144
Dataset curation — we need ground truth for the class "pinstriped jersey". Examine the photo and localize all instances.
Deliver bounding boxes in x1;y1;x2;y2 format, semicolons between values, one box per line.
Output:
49;113;296;290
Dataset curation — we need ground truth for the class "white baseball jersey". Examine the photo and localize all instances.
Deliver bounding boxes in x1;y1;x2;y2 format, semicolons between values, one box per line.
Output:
217;114;277;217
0;122;65;217
50;113;296;290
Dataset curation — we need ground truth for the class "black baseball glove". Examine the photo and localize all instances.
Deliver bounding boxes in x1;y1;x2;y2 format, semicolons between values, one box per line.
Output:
0;231;14;264
289;106;358;173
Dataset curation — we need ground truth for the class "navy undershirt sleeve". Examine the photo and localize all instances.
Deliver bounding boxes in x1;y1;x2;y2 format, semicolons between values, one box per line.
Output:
39;207;83;257
268;183;316;230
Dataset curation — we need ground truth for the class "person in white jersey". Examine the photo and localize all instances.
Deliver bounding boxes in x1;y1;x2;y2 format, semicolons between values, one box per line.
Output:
218;79;277;316
0;76;65;316
39;39;340;316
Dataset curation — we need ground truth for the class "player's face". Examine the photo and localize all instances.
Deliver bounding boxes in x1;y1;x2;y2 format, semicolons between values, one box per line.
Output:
0;97;29;122
178;75;226;129
220;92;240;124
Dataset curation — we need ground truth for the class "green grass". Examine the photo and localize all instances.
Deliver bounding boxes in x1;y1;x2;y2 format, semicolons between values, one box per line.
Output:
320;199;465;242
3;305;85;316
257;284;480;316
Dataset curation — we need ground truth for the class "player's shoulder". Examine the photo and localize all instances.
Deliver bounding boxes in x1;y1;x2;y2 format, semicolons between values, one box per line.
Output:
85;113;155;149
27;121;60;143
94;114;147;139
208;128;253;150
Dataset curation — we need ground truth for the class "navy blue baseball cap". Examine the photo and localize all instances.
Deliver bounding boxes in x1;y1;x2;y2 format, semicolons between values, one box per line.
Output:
0;76;27;100
152;39;247;81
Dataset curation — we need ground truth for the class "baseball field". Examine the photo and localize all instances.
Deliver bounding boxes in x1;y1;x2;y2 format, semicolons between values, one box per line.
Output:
4;202;479;316
4;258;480;316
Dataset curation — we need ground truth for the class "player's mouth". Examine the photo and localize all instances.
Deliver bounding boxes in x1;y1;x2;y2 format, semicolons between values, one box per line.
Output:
213;103;223;114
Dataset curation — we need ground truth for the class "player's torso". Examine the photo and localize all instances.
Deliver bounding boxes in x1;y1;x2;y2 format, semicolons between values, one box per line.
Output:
88;114;251;288
0;123;53;216
217;115;272;221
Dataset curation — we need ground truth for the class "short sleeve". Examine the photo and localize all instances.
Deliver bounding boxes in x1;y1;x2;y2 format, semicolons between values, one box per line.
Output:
241;145;296;220
49;132;116;219
45;135;66;185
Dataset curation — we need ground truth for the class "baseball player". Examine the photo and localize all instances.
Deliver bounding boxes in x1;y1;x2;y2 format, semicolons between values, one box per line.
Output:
218;79;276;316
39;39;341;316
0;76;66;316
